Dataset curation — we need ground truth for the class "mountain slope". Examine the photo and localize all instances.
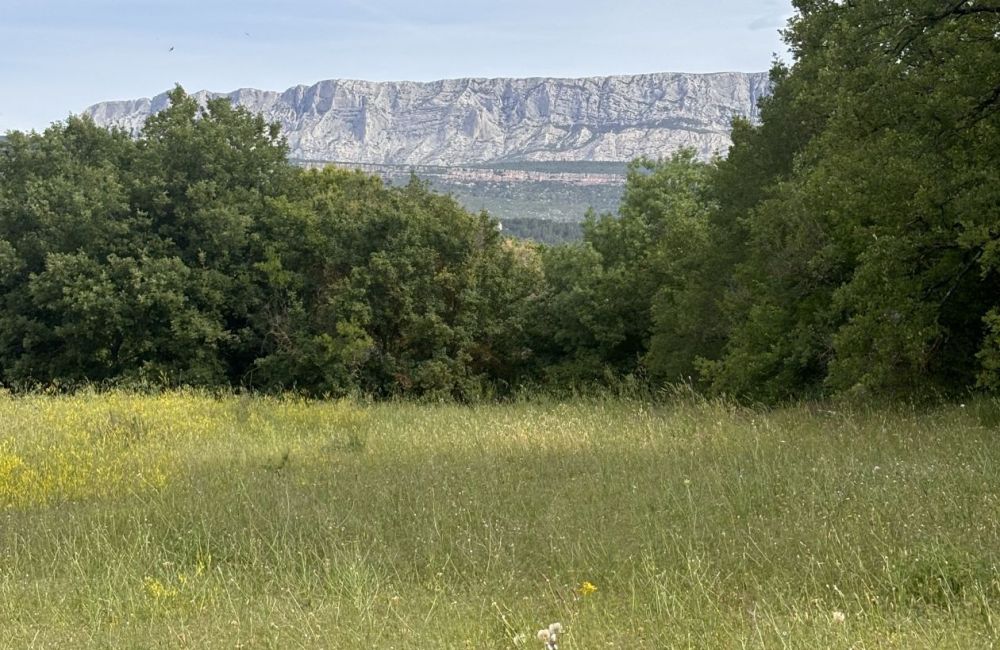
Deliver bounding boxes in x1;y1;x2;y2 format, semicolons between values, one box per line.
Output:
84;72;770;165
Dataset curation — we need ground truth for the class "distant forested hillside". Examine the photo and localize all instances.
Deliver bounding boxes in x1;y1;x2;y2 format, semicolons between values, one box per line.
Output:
434;178;622;225
293;159;626;226
501;218;583;245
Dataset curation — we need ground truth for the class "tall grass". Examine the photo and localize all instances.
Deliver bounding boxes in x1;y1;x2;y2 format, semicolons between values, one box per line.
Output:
1;391;999;648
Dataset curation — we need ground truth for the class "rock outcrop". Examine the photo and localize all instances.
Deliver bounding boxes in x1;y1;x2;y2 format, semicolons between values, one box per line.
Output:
84;72;770;165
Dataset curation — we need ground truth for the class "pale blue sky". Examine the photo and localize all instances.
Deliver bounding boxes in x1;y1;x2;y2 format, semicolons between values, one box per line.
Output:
1;0;794;133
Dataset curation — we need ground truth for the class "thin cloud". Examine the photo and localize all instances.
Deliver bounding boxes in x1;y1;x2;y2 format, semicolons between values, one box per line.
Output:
748;12;785;31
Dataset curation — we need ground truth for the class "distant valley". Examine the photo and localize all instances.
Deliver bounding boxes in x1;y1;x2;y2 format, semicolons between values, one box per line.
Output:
303;160;627;242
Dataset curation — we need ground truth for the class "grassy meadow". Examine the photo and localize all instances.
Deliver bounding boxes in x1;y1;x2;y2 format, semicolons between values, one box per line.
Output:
1;391;999;648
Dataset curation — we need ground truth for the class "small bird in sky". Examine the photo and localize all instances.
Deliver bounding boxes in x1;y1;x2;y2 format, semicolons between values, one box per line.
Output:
168;46;175;52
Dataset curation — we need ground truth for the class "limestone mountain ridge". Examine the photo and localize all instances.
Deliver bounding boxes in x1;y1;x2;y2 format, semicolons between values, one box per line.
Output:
84;71;770;166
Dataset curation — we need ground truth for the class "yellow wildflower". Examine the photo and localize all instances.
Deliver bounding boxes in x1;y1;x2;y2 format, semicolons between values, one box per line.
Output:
143;576;178;600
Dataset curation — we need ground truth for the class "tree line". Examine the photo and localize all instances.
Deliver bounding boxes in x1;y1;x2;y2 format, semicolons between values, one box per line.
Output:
1;0;998;401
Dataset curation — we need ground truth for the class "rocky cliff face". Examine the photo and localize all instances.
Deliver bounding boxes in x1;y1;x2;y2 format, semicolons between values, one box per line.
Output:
84;72;770;165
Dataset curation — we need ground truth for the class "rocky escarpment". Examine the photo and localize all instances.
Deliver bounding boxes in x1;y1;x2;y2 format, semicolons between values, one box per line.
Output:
84;72;770;165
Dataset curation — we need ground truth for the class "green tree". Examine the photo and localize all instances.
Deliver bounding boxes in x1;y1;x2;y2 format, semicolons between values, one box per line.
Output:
524;152;714;386
0;116;142;383
249;170;535;398
0;88;293;386
706;0;1000;399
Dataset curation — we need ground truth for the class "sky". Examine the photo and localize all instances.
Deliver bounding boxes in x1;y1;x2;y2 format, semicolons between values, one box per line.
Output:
0;0;795;133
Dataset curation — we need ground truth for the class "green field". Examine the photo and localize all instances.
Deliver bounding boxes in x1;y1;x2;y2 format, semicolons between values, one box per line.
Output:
2;392;999;648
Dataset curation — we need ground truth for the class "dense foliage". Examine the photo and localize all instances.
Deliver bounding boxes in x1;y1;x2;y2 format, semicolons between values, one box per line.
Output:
528;0;1000;400
703;0;1000;400
2;1;998;401
0;89;531;398
500;218;583;245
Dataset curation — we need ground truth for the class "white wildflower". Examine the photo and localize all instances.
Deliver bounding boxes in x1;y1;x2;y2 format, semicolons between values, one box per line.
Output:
538;622;563;649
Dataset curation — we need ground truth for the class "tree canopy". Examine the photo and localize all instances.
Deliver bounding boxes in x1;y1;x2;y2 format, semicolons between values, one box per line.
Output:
516;0;1000;400
0;88;532;398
